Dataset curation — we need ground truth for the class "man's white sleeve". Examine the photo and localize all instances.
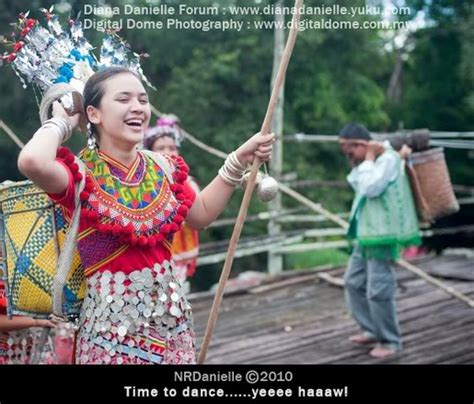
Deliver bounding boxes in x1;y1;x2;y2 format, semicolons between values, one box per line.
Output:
357;153;399;198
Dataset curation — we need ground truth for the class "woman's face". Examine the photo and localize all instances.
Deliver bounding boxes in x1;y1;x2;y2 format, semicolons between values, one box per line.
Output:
151;135;180;156
87;73;151;148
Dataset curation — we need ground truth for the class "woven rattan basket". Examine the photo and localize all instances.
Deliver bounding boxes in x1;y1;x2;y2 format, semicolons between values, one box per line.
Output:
407;148;459;222
0;180;84;319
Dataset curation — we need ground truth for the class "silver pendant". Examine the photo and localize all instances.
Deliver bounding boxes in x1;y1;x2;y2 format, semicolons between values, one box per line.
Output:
87;125;96;150
256;174;279;202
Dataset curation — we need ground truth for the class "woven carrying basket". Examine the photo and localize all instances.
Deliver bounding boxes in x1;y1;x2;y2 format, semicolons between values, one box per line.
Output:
407;147;459;222
0;180;85;319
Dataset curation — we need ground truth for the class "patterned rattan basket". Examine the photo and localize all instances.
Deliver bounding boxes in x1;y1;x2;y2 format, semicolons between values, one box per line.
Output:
407;148;460;222
0;180;84;319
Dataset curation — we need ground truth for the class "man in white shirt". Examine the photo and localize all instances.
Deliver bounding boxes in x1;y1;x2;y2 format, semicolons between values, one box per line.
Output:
339;123;420;358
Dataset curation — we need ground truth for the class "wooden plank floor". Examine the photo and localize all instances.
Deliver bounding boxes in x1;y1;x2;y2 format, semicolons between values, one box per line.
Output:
190;252;474;364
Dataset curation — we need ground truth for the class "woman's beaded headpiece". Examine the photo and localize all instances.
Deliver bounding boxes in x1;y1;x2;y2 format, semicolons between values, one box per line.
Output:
1;6;155;96
144;115;184;150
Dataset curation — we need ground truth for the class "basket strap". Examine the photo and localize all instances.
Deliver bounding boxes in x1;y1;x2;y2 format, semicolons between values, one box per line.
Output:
52;157;86;317
141;150;174;184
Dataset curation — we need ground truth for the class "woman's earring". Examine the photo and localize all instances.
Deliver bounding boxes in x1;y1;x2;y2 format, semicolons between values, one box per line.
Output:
87;124;96;150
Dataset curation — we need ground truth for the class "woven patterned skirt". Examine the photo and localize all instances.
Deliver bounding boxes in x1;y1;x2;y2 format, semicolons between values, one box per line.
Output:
75;260;195;364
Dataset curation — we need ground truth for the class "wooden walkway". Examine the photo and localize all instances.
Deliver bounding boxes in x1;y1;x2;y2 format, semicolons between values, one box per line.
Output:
190;251;474;364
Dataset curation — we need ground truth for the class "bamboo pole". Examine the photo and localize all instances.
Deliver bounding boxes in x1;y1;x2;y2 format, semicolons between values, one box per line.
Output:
197;0;304;364
208;207;305;227
397;259;474;308
198;224;474;265
149;104;228;160
285;131;474;141
277;240;349;254
267;0;285;275
276;213;350;224
0;120;25;149
197;234;304;266
278;182;349;229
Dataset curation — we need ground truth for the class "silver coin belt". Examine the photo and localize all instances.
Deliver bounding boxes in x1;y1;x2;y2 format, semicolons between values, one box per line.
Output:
1;328;47;364
76;260;194;364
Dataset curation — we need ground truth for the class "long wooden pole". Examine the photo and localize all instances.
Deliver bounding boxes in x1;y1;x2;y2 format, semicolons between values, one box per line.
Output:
151;105;229;160
278;182;349;229
197;0;304;364
396;258;474;307
268;0;285;275
0;120;25;149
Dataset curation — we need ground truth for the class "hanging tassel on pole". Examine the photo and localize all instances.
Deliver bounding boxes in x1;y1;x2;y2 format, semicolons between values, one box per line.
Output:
198;0;305;364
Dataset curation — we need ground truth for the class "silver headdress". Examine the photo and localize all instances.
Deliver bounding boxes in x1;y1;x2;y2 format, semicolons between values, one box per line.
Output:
1;6;155;114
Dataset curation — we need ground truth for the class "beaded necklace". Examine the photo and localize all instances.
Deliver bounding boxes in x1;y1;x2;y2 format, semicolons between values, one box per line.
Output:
56;147;194;248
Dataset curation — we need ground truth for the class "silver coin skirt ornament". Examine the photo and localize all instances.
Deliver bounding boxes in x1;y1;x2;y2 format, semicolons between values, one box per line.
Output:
75;262;195;364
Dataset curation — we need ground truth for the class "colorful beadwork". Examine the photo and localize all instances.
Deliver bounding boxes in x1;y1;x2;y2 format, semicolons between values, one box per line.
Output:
77;149;194;248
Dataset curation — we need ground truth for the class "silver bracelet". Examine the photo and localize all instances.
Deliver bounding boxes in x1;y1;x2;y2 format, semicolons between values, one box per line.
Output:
38;116;73;143
218;152;247;187
218;166;242;186
35;123;63;141
228;152;246;172
228;152;246;171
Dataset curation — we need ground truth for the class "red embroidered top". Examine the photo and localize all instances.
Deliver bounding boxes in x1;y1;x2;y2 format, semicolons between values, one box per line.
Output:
48;148;196;277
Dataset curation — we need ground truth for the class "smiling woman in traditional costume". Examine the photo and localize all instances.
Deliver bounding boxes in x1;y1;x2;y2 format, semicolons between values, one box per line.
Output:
19;67;273;365
7;10;273;364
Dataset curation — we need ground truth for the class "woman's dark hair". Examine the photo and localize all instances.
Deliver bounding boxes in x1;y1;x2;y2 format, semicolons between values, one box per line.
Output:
144;133;176;151
83;66;140;140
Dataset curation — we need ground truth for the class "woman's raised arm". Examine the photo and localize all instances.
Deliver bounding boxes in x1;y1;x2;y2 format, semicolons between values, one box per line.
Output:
17;101;80;194
186;132;274;229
